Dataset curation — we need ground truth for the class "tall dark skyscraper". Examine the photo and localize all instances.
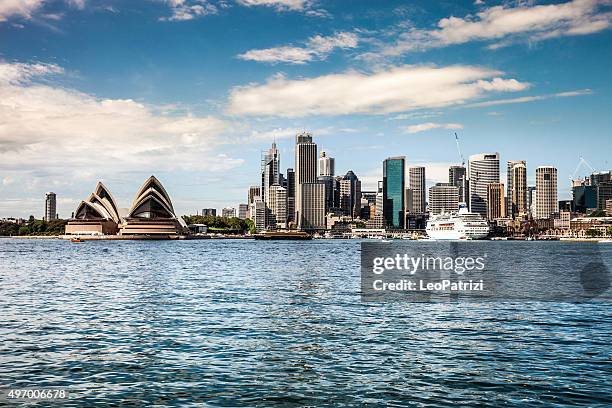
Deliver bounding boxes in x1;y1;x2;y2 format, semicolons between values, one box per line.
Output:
449;165;467;203
286;168;295;223
295;132;318;229
383;157;405;229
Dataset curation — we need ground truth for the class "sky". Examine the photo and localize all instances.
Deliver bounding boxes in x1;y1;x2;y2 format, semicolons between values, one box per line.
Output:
0;0;611;218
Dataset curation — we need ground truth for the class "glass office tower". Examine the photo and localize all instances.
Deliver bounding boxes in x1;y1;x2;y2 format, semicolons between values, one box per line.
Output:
383;157;405;229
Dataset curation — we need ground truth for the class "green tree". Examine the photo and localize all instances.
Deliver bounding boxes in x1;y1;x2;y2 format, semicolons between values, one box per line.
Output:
607;226;612;237
585;228;599;237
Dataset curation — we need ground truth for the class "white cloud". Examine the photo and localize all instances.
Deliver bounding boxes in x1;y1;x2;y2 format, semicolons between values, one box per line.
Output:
0;0;45;22
0;61;240;175
237;0;310;11
404;122;463;134
0;0;87;23
227;64;529;117
465;88;592;108
370;0;612;57
160;0;218;21
238;32;359;64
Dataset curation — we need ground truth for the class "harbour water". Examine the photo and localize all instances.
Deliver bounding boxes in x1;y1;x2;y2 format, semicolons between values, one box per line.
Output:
1;238;611;406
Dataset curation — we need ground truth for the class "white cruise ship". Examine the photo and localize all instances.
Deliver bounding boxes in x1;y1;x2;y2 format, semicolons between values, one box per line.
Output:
426;204;490;240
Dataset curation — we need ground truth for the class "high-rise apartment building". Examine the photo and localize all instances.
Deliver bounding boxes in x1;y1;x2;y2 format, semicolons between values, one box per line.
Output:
469;153;500;219
448;165;467;203
251;198;266;232
300;182;326;230
408;166;426;214
507;160;527;218
527;186;536;215
222;207;236;218
535;166;558;219
202;208;216;217
383;157;405;229
45;192;57;221
295;133;318;229
429;183;459;215
238;203;248;220
486;183;505;221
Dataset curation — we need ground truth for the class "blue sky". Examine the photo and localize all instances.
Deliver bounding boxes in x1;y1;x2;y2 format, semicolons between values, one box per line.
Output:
1;0;611;218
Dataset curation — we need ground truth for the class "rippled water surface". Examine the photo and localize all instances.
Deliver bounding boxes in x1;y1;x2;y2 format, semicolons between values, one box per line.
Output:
1;238;611;406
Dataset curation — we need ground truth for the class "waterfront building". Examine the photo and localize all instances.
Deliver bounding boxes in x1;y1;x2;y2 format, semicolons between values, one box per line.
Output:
469;153;500;219
507;160;527;218
45;192;57;221
118;176;188;236
449;165;467;203
429;183;459;215
262;142;280;206
408;166;426;214
295;132;318;229
486;183;506;221
286;169;295;223
606;199;612;216
300;182;326;231
202;208;217;217
222;207;236;218
248;186;261;206
383;157;405;229
65;182;121;235
268;185;287;229
238;204;248;220
535;166;558;219
318;151;335;177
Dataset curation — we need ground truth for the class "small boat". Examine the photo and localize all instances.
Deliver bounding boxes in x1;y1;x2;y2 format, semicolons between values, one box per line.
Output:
70;238;84;243
598;239;612;244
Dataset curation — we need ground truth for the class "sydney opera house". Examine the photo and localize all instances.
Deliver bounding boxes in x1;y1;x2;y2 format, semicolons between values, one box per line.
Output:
65;176;188;238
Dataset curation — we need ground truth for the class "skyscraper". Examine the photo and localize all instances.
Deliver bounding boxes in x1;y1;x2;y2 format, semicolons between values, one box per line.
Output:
535;166;558;219
318;151;335;177
268;185;287;229
409;166;426;213
449;165;467;203
262;142;280;206
429;183;459;215
383;157;405;229
507;160;527;218
45;192;57;221
339;170;361;218
300;182;326;230
486;183;506;221
286;168;295;223
527;186;536;215
248;186;261;206
295;132;318;229
469;153;500;218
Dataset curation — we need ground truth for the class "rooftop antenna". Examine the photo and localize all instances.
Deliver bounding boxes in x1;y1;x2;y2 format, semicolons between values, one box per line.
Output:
455;132;465;167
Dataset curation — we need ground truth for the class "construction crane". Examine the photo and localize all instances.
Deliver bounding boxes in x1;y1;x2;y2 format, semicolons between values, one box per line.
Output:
455;132;465;167
570;156;595;181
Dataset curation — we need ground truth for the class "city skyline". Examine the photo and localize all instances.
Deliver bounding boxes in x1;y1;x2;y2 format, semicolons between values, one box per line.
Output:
1;0;612;218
